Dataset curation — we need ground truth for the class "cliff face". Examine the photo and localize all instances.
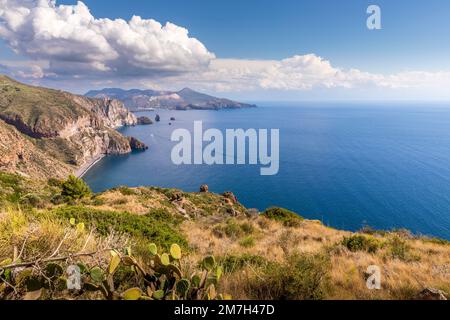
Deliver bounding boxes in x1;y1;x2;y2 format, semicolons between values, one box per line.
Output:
0;119;73;179
0;75;142;179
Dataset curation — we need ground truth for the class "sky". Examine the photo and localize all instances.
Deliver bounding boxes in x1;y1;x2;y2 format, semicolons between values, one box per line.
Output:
1;0;450;101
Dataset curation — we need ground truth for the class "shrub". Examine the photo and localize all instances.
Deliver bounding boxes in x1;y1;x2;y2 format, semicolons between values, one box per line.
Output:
248;253;331;300
50;194;65;205
388;235;418;261
90;196;105;206
342;235;381;253
19;193;44;208
240;222;254;235
261;207;303;227
53;206;187;250
239;236;255;248
213;219;255;239
219;254;267;273
117;186;136;196
61;175;92;201
47;178;63;188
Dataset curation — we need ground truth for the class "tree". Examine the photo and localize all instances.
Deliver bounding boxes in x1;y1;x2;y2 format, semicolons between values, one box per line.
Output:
61;175;92;200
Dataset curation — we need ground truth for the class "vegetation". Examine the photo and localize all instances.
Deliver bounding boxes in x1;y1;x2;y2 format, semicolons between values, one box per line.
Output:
61;175;93;201
342;234;382;253
261;207;304;227
53;206;187;251
247;253;331;300
0;172;450;300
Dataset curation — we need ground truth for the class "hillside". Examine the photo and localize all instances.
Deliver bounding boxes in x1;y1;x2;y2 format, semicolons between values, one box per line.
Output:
85;87;257;111
0;172;448;300
0;76;448;301
0;75;146;179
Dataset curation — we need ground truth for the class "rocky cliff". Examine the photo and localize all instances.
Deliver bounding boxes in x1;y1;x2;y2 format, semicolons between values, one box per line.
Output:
0;75;144;179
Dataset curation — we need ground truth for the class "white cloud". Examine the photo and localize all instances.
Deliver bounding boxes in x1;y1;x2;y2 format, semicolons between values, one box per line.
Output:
0;0;215;76
1;0;450;99
158;55;450;95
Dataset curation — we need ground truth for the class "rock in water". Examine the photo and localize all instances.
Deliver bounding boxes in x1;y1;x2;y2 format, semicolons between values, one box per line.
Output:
137;116;153;125
200;184;209;193
127;137;148;151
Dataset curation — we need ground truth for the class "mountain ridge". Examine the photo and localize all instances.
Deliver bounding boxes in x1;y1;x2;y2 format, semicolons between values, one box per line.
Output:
85;87;257;111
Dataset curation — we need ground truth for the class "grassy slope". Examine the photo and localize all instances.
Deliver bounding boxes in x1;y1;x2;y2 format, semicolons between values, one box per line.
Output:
0;172;449;300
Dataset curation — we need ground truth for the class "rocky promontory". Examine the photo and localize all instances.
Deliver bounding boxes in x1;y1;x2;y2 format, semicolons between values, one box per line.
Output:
0;75;146;179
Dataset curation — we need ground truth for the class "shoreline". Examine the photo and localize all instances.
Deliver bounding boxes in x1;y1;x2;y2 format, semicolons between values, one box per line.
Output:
75;154;105;178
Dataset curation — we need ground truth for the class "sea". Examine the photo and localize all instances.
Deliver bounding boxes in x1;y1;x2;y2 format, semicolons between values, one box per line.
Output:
83;102;450;240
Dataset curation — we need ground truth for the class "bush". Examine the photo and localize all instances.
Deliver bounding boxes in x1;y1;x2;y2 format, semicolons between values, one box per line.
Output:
248;253;331;300
240;222;254;235
219;254;267;273
389;235;418;261
213;219;255;239
19;193;44;208
53;206;187;250
61;175;92;201
239;236;255;248
342;235;381;253
50;194;65;205
47;178;63;188
261;207;303;227
117;186;136;196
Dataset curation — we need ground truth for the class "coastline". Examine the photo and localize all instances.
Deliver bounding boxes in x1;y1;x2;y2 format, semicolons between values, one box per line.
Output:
75;154;105;178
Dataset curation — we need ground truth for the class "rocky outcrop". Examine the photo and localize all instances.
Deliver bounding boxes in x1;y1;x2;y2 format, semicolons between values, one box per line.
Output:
200;185;209;193
127;136;149;151
415;288;448;300
0;75;145;179
222;191;238;204
137;116;153;125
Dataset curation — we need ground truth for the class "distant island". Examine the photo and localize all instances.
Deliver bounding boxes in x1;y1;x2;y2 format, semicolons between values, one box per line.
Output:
85;87;257;111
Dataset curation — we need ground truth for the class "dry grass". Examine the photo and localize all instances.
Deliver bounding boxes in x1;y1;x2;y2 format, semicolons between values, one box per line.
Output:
0;207;130;270
1;176;449;300
180;214;450;300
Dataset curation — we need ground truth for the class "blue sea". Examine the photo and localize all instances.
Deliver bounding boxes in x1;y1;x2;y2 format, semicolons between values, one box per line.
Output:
84;103;450;240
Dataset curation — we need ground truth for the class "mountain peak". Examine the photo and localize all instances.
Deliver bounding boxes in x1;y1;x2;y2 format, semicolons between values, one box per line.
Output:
178;87;195;93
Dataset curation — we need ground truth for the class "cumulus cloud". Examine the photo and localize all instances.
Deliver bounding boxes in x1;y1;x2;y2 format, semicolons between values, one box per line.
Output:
0;0;449;98
159;55;450;94
0;0;215;76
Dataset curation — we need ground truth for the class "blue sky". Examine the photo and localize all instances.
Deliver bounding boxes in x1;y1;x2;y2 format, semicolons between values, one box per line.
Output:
63;0;450;71
1;0;450;100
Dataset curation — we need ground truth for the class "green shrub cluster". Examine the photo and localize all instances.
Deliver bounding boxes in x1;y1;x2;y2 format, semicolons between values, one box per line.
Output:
261;207;303;227
218;254;267;273
342;235;381;253
388;235;419;261
61;175;92;201
53;206;187;250
213;219;255;239
248;253;331;300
